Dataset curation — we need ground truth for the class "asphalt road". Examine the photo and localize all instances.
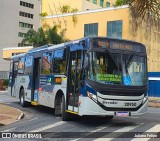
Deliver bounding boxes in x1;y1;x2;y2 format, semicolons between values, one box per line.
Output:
0;92;160;141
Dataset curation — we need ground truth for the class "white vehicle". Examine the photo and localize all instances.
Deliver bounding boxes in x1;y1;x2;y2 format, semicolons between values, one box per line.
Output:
8;37;148;120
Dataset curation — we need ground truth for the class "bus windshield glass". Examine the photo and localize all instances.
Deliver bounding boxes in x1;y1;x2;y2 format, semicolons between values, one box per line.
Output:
89;51;122;85
122;54;147;86
88;51;147;86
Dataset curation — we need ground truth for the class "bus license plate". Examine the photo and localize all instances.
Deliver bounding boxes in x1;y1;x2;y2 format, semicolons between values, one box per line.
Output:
116;112;129;117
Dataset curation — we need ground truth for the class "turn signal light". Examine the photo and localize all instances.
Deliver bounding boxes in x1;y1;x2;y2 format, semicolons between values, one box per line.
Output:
55;77;62;84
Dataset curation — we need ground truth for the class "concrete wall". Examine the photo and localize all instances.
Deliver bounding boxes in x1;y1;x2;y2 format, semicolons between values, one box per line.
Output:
42;0;101;15
3;47;33;60
43;5;160;72
0;0;41;71
44;6;129;40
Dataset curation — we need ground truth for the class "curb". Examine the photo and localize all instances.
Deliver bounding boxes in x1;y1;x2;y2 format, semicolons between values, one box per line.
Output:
0;105;24;125
148;102;160;108
16;108;24;120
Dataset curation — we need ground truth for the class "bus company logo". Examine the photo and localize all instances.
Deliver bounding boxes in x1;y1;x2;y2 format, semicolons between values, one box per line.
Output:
2;133;11;138
102;100;118;105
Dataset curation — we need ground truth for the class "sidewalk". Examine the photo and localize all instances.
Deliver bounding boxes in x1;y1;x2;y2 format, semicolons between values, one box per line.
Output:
148;97;160;108
0;103;23;126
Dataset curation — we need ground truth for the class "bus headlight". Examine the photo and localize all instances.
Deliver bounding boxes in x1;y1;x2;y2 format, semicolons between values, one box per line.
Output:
87;91;97;102
143;96;148;103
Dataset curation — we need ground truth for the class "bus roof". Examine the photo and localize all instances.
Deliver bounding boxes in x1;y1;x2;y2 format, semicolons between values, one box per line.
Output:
10;37;146;60
11;53;26;59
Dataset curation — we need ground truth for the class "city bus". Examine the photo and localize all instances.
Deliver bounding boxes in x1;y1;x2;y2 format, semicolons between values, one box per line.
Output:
8;37;148;121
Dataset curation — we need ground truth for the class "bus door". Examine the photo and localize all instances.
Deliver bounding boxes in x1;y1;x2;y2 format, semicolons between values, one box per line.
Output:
10;61;18;97
68;51;82;112
31;58;41;102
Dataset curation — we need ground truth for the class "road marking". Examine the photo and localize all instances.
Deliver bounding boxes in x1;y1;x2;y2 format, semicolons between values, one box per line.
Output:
28;118;38;122
29;121;66;132
71;123;114;141
1;127;16;132
131;124;160;141
93;123;144;141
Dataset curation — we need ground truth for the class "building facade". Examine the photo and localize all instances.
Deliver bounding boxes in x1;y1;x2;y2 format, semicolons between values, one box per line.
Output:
87;0;116;7
42;0;102;15
0;0;41;73
43;5;160;72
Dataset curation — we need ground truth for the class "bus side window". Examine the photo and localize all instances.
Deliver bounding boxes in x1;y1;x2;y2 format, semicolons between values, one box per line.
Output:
18;57;25;74
24;56;33;75
13;61;18;77
53;49;66;74
41;52;52;75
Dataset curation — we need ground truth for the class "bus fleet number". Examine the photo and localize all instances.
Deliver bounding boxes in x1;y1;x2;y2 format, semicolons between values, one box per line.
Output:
124;102;136;107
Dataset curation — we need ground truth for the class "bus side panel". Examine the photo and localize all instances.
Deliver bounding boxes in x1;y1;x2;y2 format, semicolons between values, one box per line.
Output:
37;75;67;108
15;75;32;102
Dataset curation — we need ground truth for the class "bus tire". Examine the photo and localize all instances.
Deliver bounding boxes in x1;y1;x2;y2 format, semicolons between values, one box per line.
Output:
62;95;70;121
20;89;27;107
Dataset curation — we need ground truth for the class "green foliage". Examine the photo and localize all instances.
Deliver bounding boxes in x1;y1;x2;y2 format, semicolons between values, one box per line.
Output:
39;12;48;17
71;8;78;13
114;0;128;6
3;79;9;87
59;5;78;26
59;5;71;13
22;25;67;47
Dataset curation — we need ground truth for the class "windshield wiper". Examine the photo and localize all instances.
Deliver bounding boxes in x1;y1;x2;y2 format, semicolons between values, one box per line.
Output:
127;53;135;68
105;49;120;71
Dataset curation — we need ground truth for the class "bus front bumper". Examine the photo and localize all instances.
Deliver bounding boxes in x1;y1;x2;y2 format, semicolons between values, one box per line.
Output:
78;96;148;116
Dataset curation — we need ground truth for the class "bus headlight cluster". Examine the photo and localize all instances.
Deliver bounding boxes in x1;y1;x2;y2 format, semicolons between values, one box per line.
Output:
87;91;97;102
143;96;148;103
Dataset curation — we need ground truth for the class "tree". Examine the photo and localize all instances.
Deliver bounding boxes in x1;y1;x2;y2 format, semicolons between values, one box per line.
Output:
114;0;128;6
114;0;160;33
22;25;67;47
115;0;160;21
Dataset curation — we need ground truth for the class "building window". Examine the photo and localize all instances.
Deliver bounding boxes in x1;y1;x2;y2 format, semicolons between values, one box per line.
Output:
19;11;33;19
84;23;98;37
18;32;26;38
20;1;34;9
100;0;104;7
41;52;52;75
107;20;122;39
19;22;33;28
93;0;97;4
106;2;110;7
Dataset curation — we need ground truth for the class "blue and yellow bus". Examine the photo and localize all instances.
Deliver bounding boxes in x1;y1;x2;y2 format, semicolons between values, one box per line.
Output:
8;37;148;120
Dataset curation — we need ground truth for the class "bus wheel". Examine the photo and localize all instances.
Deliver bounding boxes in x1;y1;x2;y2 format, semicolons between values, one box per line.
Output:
62;95;70;121
55;96;62;116
20;89;27;107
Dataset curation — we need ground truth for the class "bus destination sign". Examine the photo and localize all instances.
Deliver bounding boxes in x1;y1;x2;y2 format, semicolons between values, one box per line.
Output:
93;40;133;51
112;42;133;50
92;40;110;49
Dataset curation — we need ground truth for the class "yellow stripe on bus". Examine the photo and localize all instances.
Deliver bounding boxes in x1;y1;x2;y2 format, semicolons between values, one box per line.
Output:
31;101;39;106
66;110;78;115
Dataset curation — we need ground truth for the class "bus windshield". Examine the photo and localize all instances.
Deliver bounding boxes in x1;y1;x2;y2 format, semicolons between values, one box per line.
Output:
88;51;147;86
122;54;147;86
89;51;122;85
